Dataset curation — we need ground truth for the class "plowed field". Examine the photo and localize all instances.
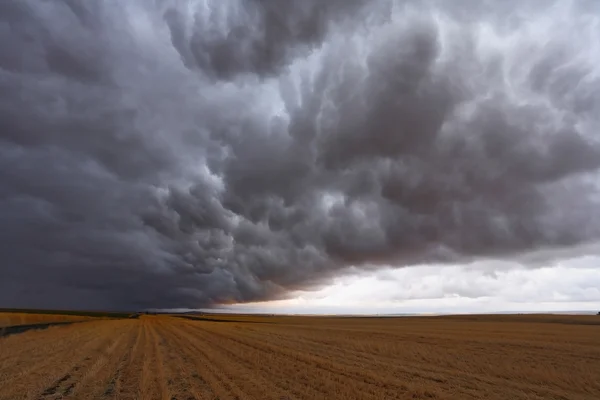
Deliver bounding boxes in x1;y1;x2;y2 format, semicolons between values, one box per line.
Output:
1;314;599;400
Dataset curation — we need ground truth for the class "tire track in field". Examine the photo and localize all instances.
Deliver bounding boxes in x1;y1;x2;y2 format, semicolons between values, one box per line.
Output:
0;323;115;400
182;322;336;397
115;318;155;400
68;321;138;399
172;320;302;400
102;321;143;399
163;324;247;400
192;333;317;400
0;333;93;383
0;322;105;378
106;319;144;399
137;320;165;400
165;323;296;400
154;319;216;400
146;319;170;400
36;324;129;400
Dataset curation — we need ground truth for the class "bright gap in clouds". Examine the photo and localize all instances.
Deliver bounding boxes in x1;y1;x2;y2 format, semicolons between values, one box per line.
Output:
221;257;600;315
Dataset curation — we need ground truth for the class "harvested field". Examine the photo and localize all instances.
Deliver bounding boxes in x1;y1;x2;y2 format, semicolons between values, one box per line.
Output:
0;313;95;328
0;309;132;329
1;314;599;400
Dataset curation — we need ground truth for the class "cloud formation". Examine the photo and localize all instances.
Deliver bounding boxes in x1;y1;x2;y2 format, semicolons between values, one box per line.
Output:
1;0;599;310
223;257;600;315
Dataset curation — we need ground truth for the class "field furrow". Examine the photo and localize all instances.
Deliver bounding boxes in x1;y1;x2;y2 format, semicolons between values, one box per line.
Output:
70;321;138;399
206;322;593;399
164;320;251;400
155;321;217;400
0;322;123;400
170;321;302;400
232;320;600;397
183;321;423;399
0;323;101;379
37;325;129;400
1;314;599;400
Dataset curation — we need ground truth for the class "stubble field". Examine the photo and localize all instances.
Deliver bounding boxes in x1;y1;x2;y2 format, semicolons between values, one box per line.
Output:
0;313;94;328
1;313;599;400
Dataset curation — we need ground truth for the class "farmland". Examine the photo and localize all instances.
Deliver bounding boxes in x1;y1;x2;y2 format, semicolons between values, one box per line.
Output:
0;313;94;329
0;309;133;329
1;314;599;399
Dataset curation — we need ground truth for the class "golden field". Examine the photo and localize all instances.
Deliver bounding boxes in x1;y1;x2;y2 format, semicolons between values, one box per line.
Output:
0;313;599;399
0;312;96;328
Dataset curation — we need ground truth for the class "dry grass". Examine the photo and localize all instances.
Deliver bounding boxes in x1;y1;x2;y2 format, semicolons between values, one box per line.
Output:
0;312;97;328
1;314;599;399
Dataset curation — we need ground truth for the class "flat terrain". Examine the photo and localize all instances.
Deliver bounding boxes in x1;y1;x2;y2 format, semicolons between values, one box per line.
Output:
0;309;131;329
0;313;94;328
1;314;599;400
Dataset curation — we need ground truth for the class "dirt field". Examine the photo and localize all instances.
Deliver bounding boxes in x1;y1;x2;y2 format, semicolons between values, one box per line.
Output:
1;314;599;400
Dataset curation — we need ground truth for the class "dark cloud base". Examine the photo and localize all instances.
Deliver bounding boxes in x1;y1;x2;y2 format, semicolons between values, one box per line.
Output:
1;0;599;310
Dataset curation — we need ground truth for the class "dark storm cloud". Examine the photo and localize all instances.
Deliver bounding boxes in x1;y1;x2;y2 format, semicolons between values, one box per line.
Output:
164;0;370;79
1;0;600;310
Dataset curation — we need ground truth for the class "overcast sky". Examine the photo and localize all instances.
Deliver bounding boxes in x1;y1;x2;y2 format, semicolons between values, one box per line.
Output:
1;0;600;312
223;255;600;314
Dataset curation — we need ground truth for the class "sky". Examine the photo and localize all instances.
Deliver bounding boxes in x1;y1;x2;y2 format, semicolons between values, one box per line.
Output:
222;255;600;314
1;0;600;313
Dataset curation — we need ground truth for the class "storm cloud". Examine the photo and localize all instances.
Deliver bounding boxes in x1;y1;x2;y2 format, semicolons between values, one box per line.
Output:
1;0;600;310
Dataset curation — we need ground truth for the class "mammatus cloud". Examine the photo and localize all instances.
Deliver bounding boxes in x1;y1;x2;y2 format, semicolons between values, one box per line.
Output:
1;0;599;310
